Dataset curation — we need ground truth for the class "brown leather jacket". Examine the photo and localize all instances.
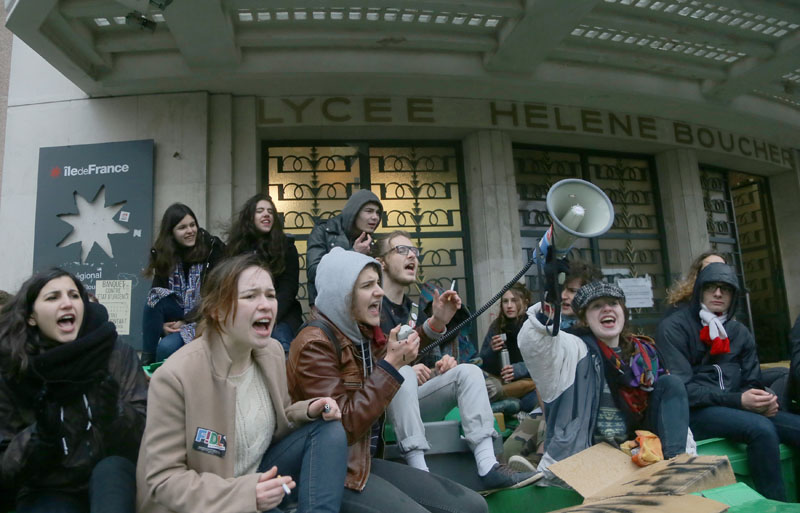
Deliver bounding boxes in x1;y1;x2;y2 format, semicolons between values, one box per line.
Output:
287;312;405;491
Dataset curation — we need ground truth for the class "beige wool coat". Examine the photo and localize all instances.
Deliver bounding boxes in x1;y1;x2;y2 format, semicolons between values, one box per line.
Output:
136;333;315;513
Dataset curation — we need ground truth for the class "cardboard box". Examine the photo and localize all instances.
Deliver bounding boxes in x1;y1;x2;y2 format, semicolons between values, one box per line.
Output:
545;443;736;513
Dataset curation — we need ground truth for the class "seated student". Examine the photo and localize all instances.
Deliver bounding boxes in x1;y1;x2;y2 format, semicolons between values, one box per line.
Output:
142;203;225;364
288;248;488;513
375;231;536;491
559;260;604;331
0;268;147;513
306;189;382;306
664;250;726;316
518;281;689;478
657;262;800;502
480;283;538;412
226;193;303;355
137;254;347;513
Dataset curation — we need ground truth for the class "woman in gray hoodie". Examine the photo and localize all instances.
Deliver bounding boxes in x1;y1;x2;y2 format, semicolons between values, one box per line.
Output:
288;248;488;513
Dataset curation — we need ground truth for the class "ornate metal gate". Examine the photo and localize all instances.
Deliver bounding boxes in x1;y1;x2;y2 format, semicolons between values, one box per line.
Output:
263;143;474;320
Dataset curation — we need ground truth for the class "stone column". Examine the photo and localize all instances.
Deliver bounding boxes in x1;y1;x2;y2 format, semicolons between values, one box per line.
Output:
207;94;233;233
769;166;800;322
462;130;522;346
655;149;709;280
233;96;259;211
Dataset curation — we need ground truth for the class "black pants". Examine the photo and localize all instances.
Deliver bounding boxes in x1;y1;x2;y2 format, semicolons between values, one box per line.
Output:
341;458;488;513
16;456;136;513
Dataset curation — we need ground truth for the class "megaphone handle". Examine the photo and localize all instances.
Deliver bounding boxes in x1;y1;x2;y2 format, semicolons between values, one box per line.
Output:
549;303;561;337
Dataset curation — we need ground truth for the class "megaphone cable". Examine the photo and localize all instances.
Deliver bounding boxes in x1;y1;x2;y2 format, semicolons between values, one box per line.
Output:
414;247;541;362
414;177;613;362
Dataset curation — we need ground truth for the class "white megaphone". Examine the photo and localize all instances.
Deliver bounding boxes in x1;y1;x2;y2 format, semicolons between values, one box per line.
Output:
535;179;615;261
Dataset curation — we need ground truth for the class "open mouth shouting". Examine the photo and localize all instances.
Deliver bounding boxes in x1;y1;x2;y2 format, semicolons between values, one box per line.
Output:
57;313;78;333
252;316;273;337
367;300;381;319
599;314;617;328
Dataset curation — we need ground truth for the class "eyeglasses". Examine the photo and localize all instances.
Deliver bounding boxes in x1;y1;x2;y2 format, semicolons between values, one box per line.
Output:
702;282;734;295
388;245;420;258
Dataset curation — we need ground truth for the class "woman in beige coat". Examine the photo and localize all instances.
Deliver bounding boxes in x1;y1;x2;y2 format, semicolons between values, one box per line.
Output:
136;254;348;513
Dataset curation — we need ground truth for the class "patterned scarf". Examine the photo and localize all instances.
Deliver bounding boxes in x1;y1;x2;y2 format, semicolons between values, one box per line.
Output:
146;262;204;344
597;337;660;416
699;304;730;355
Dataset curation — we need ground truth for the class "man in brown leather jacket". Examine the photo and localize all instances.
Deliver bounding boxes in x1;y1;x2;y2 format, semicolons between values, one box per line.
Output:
288;247;488;513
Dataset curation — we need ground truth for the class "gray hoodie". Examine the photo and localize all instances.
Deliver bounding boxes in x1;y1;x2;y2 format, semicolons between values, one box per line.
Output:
315;247;382;346
306;190;383;305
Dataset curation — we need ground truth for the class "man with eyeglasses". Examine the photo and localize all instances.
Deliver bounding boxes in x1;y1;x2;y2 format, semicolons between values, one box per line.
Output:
374;230;538;492
657;262;800;502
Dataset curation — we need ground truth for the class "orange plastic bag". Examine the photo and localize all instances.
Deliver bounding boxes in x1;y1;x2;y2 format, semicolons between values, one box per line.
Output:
621;430;663;467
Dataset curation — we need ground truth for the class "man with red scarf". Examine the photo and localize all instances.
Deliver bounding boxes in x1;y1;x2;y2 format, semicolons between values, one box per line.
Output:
657;262;800;502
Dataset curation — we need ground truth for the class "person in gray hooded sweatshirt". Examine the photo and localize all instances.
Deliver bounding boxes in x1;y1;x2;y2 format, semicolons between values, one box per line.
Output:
657;262;800;502
306;189;382;306
288;248;488;513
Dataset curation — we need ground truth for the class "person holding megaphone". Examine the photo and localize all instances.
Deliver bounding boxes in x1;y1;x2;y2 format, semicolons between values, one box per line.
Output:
513;179;690;481
517;281;691;478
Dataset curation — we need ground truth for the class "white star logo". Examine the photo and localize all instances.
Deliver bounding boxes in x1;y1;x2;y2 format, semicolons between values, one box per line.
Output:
57;186;130;263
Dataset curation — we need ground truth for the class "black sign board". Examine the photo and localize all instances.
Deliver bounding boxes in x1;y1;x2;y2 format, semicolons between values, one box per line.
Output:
33;140;154;350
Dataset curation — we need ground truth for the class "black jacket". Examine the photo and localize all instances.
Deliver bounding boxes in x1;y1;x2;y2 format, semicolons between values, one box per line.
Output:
656;263;762;409
479;317;530;380
0;303;148;501
305;190;382;306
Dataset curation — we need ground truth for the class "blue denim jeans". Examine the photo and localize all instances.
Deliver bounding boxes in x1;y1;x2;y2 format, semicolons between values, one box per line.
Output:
340;458;488;513
271;321;296;357
641;374;689;459
16;455;136;513
690;405;800;501
257;418;348;513
141;294;183;355
155;332;184;361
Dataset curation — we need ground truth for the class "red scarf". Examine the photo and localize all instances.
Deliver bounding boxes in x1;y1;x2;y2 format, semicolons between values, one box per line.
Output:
699;325;730;355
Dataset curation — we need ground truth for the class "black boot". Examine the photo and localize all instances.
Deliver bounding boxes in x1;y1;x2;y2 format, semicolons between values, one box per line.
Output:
140;352;155;366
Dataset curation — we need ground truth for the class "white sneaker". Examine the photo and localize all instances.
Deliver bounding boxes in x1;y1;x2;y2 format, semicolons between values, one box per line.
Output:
507;454;537;473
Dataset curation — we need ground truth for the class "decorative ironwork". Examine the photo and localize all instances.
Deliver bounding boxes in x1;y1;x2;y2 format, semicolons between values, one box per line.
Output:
515;152;581;178
275;182;352;201
699;174;726;192
378;182;454;200
520;208;551;228
593;162;649;182
265;143;471;320
601;247;661;266
274;152;358;174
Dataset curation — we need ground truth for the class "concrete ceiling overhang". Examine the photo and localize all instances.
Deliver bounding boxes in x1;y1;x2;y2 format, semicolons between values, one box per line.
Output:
4;0;800;144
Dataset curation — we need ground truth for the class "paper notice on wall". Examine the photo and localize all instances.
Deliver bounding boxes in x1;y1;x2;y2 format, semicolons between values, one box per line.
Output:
95;279;132;335
616;275;654;308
